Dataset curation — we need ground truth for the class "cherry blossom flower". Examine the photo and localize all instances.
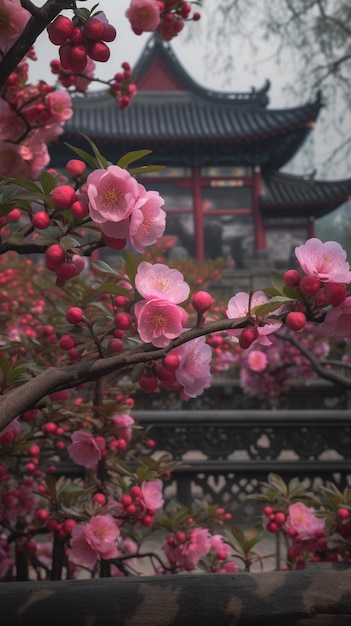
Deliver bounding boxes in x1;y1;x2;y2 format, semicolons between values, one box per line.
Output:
226;291;282;346
126;0;161;34
67;431;105;469
0;0;30;53
135;261;190;304
141;479;164;510
165;528;211;571
170;336;212;400
113;413;134;442
46;90;73;122
295;238;351;284
129;187;166;253
247;350;267;372
285;502;325;541
134;299;186;347
86;165;139;224
210;534;231;561
70;514;120;569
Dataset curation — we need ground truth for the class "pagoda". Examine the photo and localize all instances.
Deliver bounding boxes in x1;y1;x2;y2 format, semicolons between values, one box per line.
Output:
50;36;351;267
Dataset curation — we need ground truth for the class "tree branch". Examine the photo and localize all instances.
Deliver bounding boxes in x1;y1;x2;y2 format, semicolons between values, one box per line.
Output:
0;317;245;431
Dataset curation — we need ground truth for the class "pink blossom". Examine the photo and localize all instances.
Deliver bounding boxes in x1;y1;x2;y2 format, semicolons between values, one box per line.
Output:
126;0;161;34
141;479;164;510
0;0;30;53
226;291;282;346
285;502;325;541
135;261;190;303
165;528;211;571
321;296;351;345
247;350;267;372
112;413;134;442
86;165;139;225
46;90;73;122
0;533;13;578
135;298;186;347
295;238;351;284
129;187;166;253
210;535;231;560
67;431;105;469
70;514;120;569
171;336;212;400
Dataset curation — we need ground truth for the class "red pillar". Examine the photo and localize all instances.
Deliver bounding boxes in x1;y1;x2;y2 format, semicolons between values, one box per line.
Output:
252;166;266;251
192;167;204;261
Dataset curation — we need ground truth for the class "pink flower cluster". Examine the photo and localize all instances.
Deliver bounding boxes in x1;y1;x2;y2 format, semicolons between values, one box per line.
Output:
165;528;211;571
285;502;325;542
134;261;189;347
126;0;200;42
0;55;72;179
67;431;106;469
226;291;282;347
70;514;120;569
86;166;166;254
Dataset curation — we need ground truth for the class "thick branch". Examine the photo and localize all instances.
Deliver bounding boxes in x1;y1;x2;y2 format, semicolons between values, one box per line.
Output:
0;0;76;91
0;317;243;431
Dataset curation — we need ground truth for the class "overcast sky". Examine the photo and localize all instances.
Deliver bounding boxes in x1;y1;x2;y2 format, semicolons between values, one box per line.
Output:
31;1;351;180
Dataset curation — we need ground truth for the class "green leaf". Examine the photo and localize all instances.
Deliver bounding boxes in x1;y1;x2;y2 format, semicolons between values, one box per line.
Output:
64;142;98;171
268;473;288;496
80;134;109;169
253;296;293;317
0;177;42;193
124;250;139;284
129;165;165;175
92;260;120;276
117;150;153;169
131;363;144;383
39;171;56;195
270;270;286;295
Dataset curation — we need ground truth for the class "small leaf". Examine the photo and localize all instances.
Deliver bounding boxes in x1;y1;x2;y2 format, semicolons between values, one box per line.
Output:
253;296;293;317
270;270;286;295
117;150;153;169
131;363;144;383
92;260;120;276
81;134;109;169
64;142;98;170
124;251;140;284
129;165;165;175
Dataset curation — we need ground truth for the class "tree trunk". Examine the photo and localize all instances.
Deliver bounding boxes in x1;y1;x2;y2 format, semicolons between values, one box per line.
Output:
1;563;351;625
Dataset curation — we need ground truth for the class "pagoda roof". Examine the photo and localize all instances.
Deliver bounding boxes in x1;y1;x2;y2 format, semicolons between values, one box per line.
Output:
261;171;351;218
60;37;323;171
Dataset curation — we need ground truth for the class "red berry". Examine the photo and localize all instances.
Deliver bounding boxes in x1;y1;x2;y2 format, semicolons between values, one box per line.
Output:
283;269;300;288
59;334;76;351
42;422;57;435
83;17;105;40
300;275;321;295
32;212;50;229
56;262;78;285
162;354;180;371
51;185;77;210
28;444;40;457
101;23;117;42
324;283;346;307
239;326;258;349
87;40;110;62
266;521;279;533
66;159;86;178
275;512;286;525
63;519;77;534
66;44;88;73
191;290;214;313
108;338;123;353
114;312;133;330
7;208;21;222
337;507;350;521
103;235;127;250
36;508;49;522
286;311;307;331
93;493;106;505
139;374;158;392
47;16;74;46
45;244;65;271
263;506;273;516
66;306;83;324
